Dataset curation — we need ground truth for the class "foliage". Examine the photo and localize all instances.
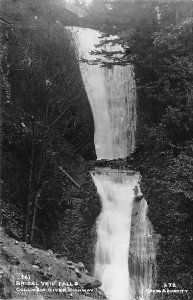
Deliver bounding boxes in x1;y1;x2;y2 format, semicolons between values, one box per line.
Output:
165;142;193;200
83;0;193;287
46;163;101;272
1;0;95;245
102;1;193;294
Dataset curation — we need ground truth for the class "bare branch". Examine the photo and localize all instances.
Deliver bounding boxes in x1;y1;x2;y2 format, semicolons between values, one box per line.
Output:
0;16;14;28
59;166;81;189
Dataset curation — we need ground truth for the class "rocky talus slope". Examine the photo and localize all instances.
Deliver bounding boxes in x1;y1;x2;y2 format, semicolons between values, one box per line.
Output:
0;228;105;300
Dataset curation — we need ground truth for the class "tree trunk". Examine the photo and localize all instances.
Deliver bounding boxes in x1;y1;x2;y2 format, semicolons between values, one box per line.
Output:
24;139;35;243
29;188;41;244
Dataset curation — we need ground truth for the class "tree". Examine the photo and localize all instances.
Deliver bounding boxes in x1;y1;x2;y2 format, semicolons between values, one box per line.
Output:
1;17;91;244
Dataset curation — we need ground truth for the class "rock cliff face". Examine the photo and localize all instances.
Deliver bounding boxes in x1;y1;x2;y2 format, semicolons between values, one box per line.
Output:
46;160;101;273
0;228;106;300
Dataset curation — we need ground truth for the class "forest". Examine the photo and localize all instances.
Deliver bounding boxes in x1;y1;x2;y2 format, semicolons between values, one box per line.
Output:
1;0;193;299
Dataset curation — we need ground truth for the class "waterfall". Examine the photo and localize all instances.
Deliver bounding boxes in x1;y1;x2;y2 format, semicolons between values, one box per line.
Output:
69;27;156;300
92;169;140;300
69;27;137;159
130;198;156;299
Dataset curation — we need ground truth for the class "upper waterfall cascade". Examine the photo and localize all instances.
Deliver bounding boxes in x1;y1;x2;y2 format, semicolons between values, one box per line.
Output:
69;27;156;300
69;27;136;160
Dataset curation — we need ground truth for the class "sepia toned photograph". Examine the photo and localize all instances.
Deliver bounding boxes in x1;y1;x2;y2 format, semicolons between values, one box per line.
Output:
0;0;193;299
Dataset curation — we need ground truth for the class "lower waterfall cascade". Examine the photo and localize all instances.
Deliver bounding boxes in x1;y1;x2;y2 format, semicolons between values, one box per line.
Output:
92;169;138;300
70;26;157;300
92;169;156;300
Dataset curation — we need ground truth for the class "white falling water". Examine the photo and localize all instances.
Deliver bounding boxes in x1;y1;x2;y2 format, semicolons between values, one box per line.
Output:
130;198;156;299
69;27;137;159
92;169;141;300
69;27;156;300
